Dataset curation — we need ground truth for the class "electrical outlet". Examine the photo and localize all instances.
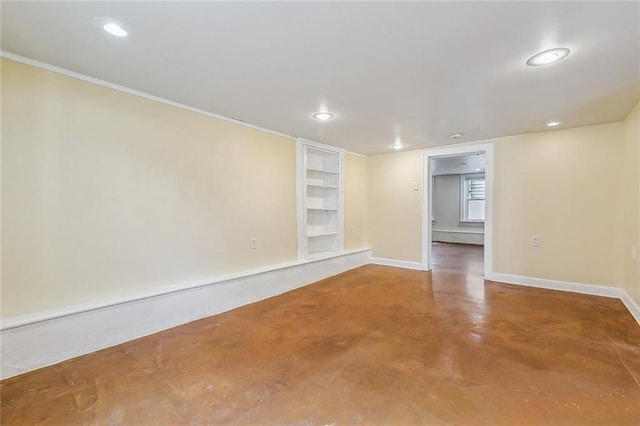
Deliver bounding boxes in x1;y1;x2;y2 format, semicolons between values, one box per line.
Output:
531;236;540;247
250;237;257;249
633;245;637;260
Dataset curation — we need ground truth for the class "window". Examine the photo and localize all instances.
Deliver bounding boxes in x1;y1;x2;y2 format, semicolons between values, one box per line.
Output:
461;174;485;222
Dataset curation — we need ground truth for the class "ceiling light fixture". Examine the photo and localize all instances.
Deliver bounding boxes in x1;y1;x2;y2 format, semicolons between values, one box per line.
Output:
450;133;463;140
526;48;570;66
313;112;334;121
93;17;130;38
103;22;128;37
547;121;561;127
391;139;404;150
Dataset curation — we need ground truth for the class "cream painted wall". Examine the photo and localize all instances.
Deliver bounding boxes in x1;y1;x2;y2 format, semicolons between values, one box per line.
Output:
367;122;627;289
344;154;368;250
2;58;299;317
367;150;422;262
492;123;624;287
2;55;634;319
622;102;640;304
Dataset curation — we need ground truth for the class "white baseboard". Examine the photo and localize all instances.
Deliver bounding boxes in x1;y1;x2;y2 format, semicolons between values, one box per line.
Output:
4;253;637;380
487;272;640;326
1;249;371;380
485;272;622;297
619;290;640;326
370;257;424;271
432;231;484;245
431;229;484;235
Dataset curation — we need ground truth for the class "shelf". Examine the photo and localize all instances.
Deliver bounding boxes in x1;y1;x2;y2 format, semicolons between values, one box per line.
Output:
307;231;339;238
298;141;343;259
307;167;338;174
307;183;338;189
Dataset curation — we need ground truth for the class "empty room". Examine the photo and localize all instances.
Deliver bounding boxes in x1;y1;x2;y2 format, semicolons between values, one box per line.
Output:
1;1;639;425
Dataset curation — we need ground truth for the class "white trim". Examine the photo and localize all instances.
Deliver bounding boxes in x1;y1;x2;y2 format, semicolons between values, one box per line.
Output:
486;272;622;297
1;248;370;331
370;257;423;271
423;143;494;275
1;249;371;379
619;291;640;326
296;142;306;259
487;272;640;326
3;51;298;140
432;232;484;246
432;229;484;235
346;150;367;158
339;151;345;252
297;137;346;155
2;51;371;158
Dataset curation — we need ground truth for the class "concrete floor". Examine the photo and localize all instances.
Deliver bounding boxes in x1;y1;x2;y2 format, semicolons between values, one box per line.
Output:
1;243;639;425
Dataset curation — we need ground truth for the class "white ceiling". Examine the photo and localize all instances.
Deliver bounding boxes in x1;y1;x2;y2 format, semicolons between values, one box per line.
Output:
2;2;639;155
431;154;485;176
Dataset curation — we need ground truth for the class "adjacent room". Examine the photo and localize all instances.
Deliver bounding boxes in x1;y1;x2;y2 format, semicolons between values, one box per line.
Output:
1;1;639;424
429;153;486;274
431;154;486;247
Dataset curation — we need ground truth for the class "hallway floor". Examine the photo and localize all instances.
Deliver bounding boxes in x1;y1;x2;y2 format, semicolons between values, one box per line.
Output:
2;243;639;425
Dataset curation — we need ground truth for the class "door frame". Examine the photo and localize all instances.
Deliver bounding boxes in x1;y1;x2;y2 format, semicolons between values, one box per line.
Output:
421;143;494;276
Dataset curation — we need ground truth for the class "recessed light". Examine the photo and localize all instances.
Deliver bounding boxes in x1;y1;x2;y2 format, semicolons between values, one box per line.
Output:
474;168;482;172
391;139;405;150
547;121;561;127
103;22;128;37
450;133;463;140
526;48;570;66
313;112;334;121
93;17;130;38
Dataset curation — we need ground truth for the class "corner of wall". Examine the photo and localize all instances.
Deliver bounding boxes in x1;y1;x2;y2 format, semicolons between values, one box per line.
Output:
622;101;640;305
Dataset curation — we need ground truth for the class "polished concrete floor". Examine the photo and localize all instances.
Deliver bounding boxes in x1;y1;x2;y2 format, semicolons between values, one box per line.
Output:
2;243;639;425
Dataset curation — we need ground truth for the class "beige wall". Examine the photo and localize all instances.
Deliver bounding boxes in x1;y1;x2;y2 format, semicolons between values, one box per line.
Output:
367;123;627;289
2;56;636;318
492;123;624;287
367;150;423;262
623;102;640;303
2;58;299;317
344;154;368;250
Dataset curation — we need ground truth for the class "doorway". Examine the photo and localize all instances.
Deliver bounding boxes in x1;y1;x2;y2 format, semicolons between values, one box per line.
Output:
431;242;484;276
422;143;494;277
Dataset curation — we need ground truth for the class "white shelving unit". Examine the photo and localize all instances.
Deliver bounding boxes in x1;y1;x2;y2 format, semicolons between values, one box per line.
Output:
297;139;344;258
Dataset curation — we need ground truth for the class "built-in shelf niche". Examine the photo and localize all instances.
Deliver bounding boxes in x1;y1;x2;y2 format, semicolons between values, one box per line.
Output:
297;139;344;258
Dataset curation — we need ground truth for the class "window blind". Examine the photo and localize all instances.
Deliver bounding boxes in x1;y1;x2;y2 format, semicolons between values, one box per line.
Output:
467;178;485;200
